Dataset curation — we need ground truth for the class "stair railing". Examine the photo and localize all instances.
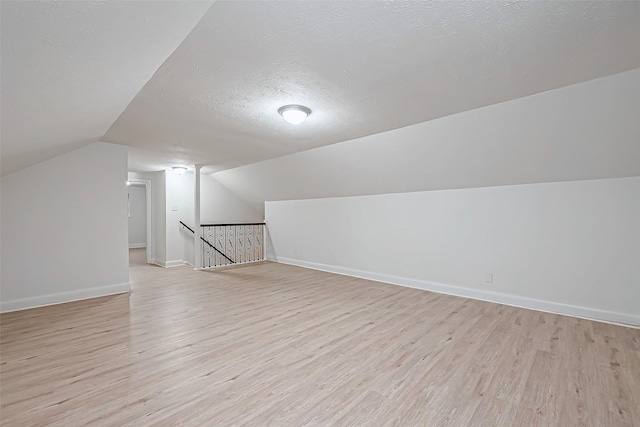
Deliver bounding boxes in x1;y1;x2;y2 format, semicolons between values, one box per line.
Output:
180;221;265;268
179;221;235;265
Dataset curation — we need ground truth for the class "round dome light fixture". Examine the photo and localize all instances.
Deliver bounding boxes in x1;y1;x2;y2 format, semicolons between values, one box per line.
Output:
172;166;187;175
278;104;311;125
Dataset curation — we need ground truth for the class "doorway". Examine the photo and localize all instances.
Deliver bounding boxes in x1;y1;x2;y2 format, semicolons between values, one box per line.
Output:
127;179;152;265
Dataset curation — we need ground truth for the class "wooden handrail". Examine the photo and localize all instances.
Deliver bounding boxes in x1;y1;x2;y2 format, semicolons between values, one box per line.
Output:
200;222;265;227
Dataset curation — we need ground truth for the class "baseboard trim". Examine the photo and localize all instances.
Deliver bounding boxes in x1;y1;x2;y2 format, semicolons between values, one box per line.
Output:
128;243;146;249
166;259;194;268
272;256;639;328
151;259;193;268
165;259;185;268
0;282;131;313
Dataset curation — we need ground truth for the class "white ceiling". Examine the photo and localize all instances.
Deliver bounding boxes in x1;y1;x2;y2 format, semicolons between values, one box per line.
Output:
2;1;640;177
0;0;212;176
212;68;640;209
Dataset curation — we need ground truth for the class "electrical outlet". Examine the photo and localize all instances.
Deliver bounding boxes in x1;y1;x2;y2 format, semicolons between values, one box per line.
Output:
484;273;494;284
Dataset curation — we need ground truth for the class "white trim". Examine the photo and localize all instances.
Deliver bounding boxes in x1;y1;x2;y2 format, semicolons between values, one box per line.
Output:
165;259;186;268
272;256;640;329
153;259;193;268
0;282;131;313
128;243;146;249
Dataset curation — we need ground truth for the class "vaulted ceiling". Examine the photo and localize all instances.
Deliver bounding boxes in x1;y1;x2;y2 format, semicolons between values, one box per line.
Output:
0;1;213;176
2;1;640;177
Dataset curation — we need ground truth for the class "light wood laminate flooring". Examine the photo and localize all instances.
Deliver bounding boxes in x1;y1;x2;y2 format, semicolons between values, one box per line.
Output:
1;249;638;426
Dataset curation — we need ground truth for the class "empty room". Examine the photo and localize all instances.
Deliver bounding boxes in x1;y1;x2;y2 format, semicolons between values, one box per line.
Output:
1;1;639;426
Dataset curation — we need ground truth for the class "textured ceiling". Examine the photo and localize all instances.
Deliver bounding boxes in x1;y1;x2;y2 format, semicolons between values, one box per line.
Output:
0;0;212;176
212;69;640;210
2;1;640;177
105;0;640;173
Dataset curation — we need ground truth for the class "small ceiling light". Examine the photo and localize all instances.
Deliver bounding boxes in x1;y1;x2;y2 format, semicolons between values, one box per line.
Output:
172;166;187;175
278;104;311;125
126;181;131;186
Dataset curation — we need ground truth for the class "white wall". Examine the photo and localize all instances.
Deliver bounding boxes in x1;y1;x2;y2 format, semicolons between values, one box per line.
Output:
127;170;196;267
201;174;263;224
165;171;195;267
1;142;130;312
149;171;167;266
127;185;147;247
266;177;640;326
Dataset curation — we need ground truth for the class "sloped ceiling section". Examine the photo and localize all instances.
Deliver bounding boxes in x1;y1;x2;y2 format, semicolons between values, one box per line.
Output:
1;0;212;176
106;0;640;173
3;1;640;178
211;69;640;208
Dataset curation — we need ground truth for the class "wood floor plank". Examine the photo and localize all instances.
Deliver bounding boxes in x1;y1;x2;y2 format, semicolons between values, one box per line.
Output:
1;249;638;426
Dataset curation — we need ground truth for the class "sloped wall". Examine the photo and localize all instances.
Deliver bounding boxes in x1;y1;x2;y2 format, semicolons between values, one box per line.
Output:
200;174;263;224
213;69;640;212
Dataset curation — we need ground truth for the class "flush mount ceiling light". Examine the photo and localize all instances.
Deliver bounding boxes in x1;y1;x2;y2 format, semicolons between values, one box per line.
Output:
278;104;311;125
172;166;187;175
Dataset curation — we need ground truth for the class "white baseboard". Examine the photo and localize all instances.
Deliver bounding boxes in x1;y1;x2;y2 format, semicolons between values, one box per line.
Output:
272;256;639;328
128;243;146;249
165;259;185;268
0;282;131;313
152;259;193;268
